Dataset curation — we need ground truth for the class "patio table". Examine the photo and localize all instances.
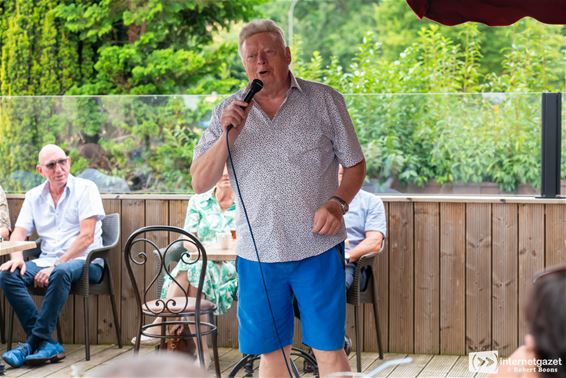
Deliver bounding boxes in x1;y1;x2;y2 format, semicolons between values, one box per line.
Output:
0;240;37;256
202;240;237;261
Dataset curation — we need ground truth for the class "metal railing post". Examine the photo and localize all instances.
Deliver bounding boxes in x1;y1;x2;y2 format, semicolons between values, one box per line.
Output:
540;92;562;198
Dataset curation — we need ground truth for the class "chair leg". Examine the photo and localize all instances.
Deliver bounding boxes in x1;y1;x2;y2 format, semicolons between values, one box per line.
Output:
56;319;63;344
134;316;143;353
0;300;5;344
109;291;122;348
7;307;13;350
354;304;362;372
243;354;255;376
159;320;167;350
211;314;221;378
195;320;205;368
228;354;258;378
372;288;384;359
84;297;91;360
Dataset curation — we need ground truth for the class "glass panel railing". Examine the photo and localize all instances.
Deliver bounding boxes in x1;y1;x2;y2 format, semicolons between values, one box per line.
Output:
1;93;544;195
0;95;223;193
348;92;542;195
562;92;566;194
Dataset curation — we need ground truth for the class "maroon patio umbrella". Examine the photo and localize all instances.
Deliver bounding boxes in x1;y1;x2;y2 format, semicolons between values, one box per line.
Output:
406;0;566;26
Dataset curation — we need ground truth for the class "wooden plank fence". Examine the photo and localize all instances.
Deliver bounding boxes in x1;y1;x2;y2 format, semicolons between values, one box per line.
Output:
4;194;566;356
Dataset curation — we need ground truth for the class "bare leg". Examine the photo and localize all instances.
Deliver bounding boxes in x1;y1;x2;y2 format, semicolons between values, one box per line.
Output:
259;345;292;378
166;271;190;297
312;348;350;377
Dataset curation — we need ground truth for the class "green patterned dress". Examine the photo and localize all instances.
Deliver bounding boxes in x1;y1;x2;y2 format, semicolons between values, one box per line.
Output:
161;189;237;315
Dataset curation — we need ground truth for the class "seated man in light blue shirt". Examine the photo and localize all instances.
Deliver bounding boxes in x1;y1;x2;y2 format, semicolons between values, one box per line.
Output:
0;144;105;368
339;166;387;290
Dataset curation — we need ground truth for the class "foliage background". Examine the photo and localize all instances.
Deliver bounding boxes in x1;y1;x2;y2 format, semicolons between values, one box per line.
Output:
0;0;564;193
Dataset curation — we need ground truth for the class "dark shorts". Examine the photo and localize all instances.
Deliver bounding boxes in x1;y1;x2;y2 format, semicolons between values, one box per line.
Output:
237;244;346;354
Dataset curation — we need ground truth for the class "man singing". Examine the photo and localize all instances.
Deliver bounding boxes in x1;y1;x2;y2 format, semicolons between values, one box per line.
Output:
190;19;365;377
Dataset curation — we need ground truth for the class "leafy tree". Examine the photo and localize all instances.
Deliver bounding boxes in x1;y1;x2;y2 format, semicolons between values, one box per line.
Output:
260;0;380;68
54;0;262;95
261;0;565;90
373;0;565;86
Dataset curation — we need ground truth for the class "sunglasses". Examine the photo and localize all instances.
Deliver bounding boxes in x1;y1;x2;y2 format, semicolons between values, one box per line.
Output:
533;264;566;283
42;158;69;170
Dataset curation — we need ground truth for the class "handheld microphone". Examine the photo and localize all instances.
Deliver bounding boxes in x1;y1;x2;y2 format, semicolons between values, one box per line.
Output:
227;79;263;131
242;78;264;104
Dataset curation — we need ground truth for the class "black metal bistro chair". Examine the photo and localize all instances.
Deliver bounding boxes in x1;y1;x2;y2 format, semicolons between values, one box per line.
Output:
7;213;122;360
124;225;221;378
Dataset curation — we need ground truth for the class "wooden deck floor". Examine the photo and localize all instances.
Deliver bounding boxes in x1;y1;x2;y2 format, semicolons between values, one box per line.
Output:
0;344;489;377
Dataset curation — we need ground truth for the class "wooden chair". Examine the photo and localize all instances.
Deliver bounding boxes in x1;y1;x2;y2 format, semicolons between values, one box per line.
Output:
346;248;385;372
124;225;221;378
7;213;122;360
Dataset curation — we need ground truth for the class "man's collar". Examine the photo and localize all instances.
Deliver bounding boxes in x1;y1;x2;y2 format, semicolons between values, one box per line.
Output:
40;174;74;198
289;72;302;93
65;174;75;191
39;181;49;198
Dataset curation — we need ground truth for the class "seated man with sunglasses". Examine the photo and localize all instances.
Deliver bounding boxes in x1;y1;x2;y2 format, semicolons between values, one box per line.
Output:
0;144;105;368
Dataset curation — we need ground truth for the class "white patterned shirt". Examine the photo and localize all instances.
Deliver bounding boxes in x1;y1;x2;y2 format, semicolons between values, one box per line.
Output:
194;73;364;262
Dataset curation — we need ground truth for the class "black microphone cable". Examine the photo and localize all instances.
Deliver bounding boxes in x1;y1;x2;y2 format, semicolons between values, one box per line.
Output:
225;83;293;378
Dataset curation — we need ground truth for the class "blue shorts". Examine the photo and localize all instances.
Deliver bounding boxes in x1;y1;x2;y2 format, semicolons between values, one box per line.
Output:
237;244;346;354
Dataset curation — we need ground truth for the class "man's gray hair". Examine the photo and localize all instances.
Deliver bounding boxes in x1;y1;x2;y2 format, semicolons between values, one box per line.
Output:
239;19;286;57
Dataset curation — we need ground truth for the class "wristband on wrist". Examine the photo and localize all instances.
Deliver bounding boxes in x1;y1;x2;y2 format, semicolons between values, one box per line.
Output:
329;195;349;214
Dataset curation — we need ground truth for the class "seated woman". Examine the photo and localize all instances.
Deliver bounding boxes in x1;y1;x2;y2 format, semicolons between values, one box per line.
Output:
132;167;237;366
493;265;566;377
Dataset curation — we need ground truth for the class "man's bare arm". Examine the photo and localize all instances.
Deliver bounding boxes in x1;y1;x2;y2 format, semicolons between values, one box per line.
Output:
336;159;366;204
190;137;229;194
57;217;97;263
348;231;384;262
